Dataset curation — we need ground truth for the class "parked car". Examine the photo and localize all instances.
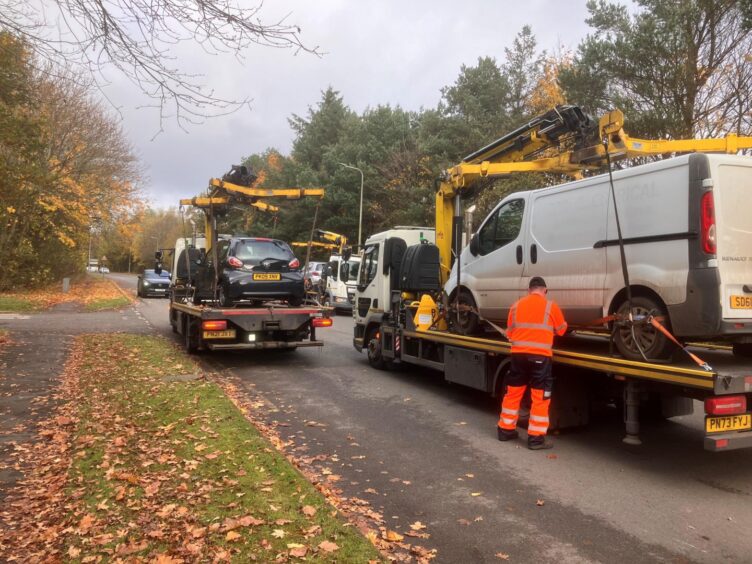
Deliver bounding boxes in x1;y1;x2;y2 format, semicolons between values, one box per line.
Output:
194;237;305;307
304;261;326;291
137;268;171;297
99;266;110;274
446;153;752;360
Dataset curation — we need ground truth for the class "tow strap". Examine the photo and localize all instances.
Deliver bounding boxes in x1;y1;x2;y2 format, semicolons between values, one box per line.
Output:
649;316;714;371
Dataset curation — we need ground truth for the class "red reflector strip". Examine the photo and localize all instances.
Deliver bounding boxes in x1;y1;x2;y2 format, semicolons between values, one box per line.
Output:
715;439;728;449
202;320;227;331
312;317;333;328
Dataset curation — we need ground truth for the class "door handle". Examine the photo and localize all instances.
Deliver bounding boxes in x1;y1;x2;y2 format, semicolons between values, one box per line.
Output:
530;244;538;264
516;245;522;265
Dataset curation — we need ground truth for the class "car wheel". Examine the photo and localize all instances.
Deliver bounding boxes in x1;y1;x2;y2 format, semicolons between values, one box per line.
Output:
732;343;752;358
613;295;674;361
367;327;392;370
218;284;234;308
450;289;480;336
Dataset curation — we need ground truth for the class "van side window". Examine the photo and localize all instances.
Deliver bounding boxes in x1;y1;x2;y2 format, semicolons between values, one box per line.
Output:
477;199;524;255
494;199;524;248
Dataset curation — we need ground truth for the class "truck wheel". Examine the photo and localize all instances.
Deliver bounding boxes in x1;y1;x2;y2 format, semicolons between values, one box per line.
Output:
613;296;673;361
367;328;391;370
184;318;199;354
451;290;480;336
732;343;752;358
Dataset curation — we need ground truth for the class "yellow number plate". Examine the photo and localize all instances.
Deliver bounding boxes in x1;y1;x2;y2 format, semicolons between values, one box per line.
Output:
202;330;236;339
705;414;752;433
730;295;752;309
253;273;281;281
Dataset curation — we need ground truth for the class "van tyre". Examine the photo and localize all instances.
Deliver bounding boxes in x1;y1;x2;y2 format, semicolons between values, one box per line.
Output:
451;289;480;336
613;296;674;361
732;343;752;358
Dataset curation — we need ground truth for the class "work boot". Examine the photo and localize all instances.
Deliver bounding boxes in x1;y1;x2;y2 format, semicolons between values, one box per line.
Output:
497;428;519;442
527;436;553;450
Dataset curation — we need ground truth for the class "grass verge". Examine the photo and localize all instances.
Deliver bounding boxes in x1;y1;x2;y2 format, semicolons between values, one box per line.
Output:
59;334;382;561
0;275;132;312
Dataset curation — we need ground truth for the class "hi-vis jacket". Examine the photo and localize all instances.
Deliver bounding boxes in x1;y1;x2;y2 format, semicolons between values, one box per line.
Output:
506;293;567;357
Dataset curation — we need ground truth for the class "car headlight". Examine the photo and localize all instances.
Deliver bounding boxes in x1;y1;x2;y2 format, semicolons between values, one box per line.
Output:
143;281;150;286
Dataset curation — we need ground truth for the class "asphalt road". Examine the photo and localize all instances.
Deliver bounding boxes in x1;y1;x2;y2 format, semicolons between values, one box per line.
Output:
109;272;752;563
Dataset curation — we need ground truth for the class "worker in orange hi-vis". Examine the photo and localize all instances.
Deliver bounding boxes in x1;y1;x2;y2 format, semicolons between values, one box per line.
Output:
498;276;568;450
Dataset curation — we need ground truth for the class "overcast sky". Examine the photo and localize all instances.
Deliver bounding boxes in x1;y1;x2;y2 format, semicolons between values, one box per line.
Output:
103;1;595;207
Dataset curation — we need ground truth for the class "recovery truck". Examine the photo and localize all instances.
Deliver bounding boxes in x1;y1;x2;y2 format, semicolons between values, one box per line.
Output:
354;106;752;451
164;166;333;354
293;230;362;312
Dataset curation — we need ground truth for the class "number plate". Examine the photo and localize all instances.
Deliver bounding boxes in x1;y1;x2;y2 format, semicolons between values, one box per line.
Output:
202;330;236;339
705;414;752;433
253;273;281;281
730;295;752;309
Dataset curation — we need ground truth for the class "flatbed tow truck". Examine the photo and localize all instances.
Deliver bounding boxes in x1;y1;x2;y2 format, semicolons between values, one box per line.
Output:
164;166;333;354
354;107;752;451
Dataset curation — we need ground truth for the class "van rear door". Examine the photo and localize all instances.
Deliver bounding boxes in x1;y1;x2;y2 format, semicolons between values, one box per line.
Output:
714;159;752;320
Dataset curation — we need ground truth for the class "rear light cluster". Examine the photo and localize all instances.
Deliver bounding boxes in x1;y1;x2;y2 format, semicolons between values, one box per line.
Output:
700;191;716;254
312;317;333;328
704;394;747;415
227;256;243;268
202;320;227;331
288;257;300;269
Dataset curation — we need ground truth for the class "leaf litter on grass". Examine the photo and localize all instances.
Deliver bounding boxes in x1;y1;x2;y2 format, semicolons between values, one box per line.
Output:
0;333;383;562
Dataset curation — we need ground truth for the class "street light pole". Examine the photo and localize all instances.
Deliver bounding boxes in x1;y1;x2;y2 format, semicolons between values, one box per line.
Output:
338;163;364;250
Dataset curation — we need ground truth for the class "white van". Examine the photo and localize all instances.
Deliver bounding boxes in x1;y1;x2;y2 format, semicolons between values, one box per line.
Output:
446;153;752;360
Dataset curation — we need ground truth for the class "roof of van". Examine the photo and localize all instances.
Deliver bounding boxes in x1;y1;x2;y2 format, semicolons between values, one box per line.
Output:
526;152;752;196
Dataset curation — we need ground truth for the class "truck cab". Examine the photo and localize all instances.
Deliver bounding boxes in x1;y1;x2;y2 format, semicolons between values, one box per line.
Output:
353;227;435;351
322;253;361;312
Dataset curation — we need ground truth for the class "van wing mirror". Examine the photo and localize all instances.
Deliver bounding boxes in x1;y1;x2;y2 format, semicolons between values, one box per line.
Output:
154;250;163;261
469;234;479;256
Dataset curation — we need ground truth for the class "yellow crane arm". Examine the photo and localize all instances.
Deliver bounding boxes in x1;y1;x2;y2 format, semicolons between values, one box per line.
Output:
291;241;338;250
436;106;752;284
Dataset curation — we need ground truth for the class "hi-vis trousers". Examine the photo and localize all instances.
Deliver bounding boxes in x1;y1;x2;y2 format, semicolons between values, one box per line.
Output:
498;354;553;436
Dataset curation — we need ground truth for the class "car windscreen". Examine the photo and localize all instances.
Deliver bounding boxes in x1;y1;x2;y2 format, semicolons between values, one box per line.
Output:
233;240;293;265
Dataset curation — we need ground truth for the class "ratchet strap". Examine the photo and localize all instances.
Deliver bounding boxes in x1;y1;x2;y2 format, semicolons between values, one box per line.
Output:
649;316;713;371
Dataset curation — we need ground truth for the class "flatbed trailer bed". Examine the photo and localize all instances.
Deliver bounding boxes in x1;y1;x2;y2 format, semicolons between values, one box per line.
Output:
355;325;752;451
171;300;331;353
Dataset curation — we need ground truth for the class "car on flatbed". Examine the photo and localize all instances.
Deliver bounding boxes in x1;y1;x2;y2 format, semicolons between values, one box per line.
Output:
193;237;305;307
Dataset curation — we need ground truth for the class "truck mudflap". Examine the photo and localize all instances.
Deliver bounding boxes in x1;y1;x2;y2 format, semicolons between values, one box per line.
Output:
705;430;752;451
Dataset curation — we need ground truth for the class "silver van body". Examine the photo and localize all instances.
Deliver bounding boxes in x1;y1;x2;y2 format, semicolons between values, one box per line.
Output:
446;153;752;344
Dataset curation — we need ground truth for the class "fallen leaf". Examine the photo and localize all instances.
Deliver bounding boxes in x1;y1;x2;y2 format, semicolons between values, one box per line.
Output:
382;530;404;542
225;531;242;542
318;540;339;553
496;552;510;560
78;514;96;532
68;546;81;558
272;529;286;539
536;499;545;506
289;545;308;558
302;505;317;517
547;454;558;460
409;521;426;531
471;492;482;497
237;515;264;527
457;519;471;526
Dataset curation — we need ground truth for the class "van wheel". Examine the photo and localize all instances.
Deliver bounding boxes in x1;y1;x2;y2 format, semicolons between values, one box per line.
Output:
451;290;481;336
732;343;752;358
613;296;673;361
367;327;391;370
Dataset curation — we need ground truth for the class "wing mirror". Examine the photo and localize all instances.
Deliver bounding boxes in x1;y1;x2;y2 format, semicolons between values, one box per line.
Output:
469;233;479;256
154;250;163;261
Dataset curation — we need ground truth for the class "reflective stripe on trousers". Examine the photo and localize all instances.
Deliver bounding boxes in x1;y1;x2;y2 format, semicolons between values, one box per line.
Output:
498;385;525;431
528;388;551;436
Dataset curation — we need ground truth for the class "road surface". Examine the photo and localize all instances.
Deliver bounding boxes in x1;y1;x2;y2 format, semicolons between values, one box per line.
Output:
109;272;752;563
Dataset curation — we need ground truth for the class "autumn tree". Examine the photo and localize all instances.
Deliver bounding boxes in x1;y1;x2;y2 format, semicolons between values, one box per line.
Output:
0;33;141;289
0;0;318;125
559;0;752;138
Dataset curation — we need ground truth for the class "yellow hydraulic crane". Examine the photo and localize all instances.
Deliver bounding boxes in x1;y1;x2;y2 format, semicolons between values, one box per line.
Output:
179;165;324;297
436;106;752;284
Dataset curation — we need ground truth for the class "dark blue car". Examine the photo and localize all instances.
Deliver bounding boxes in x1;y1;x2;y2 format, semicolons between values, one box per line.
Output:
137;269;171;298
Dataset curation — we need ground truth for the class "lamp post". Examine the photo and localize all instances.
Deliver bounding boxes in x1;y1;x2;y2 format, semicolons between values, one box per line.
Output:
338;162;364;250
